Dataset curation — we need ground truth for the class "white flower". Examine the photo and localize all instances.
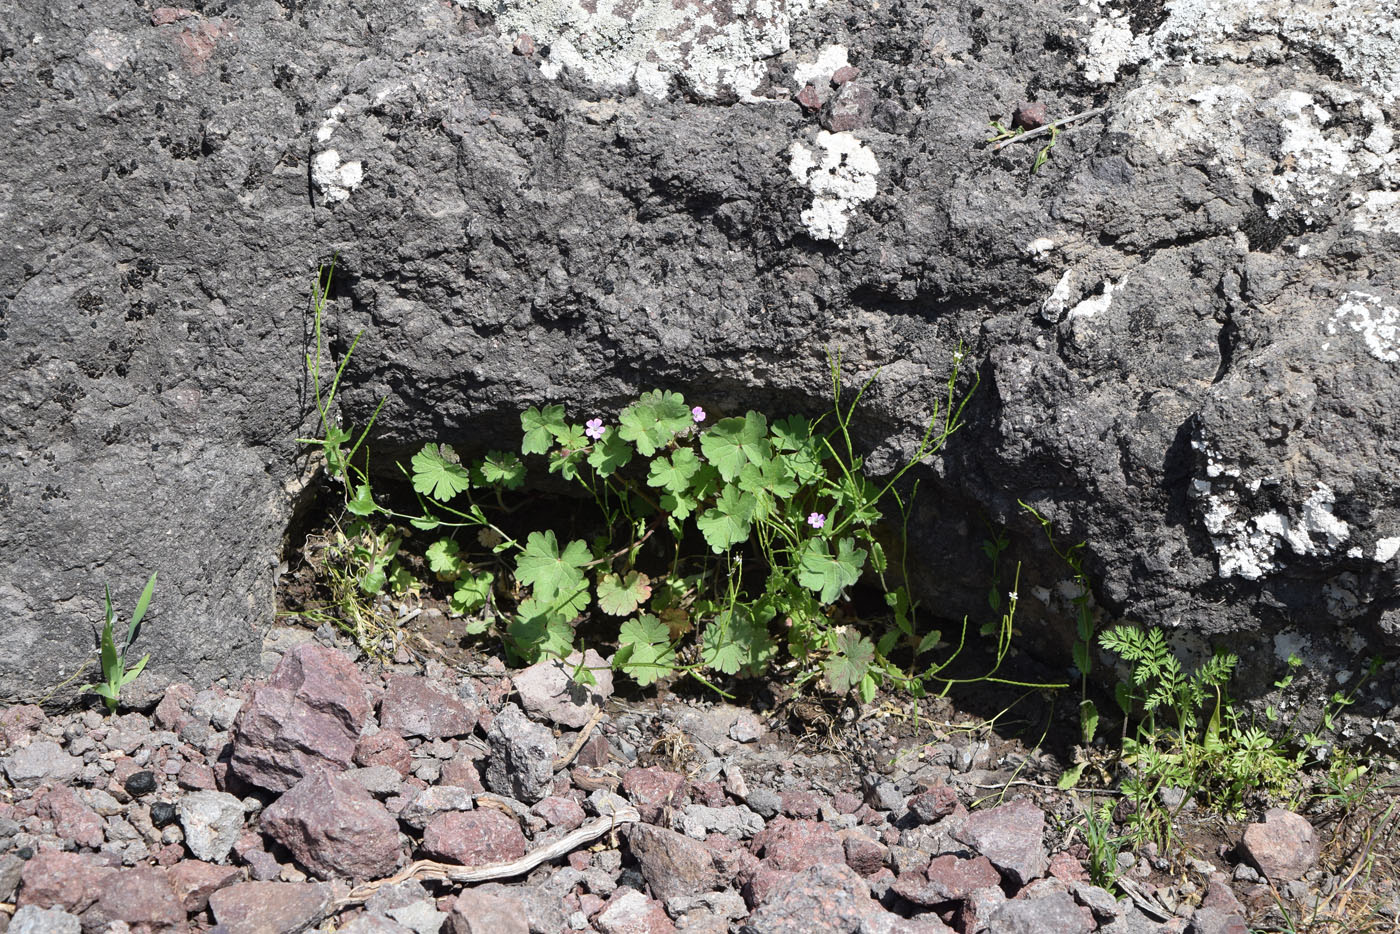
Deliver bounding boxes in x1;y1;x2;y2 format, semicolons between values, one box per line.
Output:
1008;591;1018;602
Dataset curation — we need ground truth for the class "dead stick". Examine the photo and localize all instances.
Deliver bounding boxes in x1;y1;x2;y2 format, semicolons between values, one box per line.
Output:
554;706;606;772
992;107;1107;151
335;805;642;909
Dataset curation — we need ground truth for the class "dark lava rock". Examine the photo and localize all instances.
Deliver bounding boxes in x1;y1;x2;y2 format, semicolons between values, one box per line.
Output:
124;770;158;797
150;802;178;828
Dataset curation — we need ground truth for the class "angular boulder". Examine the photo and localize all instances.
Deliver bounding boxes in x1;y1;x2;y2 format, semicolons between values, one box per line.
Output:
230;644;369;793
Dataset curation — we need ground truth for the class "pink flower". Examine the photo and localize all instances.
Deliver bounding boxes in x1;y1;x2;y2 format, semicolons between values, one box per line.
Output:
585;418;605;440
691;406;706;423
807;512;826;529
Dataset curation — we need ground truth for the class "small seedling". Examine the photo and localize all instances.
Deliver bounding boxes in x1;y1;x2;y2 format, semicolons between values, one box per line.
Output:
80;571;157;714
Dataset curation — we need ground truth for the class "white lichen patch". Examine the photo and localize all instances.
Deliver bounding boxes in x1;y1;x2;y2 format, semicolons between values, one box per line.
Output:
1026;237;1056;259
1376;536;1400;563
311;150;364;203
788;131;879;241
1067;279;1117;320
465;0;820;101
793;44;848;89
1197;480;1352;580
1040;269;1077;323
1327;291;1400;363
1082;12;1137;85
1352;190;1400;233
316;105;346;144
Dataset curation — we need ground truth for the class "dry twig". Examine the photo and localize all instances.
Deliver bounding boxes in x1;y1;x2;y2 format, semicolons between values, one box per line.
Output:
335;805;641;909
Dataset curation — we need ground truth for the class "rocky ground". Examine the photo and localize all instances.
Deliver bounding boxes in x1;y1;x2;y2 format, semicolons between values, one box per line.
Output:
2;622;1395;934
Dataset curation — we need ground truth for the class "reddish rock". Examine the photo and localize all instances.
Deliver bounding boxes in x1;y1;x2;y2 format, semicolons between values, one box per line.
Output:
892;854;1001;906
779;790;822;819
354;730;413;776
422;810;526;866
749;818;844;873
625;823;718;901
17;850;114;917
1241;809;1318;882
830;791;862;815
907;786;959;824
955;884;1007;933
451;889;529;934
19;856;187;933
1188;907;1250;934
595;889;675;934
230;644;369;793
208;882;337;933
841;830;887;876
831;65;860;86
154;685;194;730
795;83;823;112
167;859;241;912
820;82;875;133
532;795;586;831
512;650;614;728
576;733;612;769
622;767;687;823
742;865;796;908
378;674;476;740
512;34;535;58
38;785;105;849
746;862;937;933
950;799;1048;887
0;705;47;747
260;771;401;882
177;761;217;791
1012;101;1049;130
1048;850;1089;883
689;781;725;808
93;867;188;933
439;753;486;792
705;832;759;879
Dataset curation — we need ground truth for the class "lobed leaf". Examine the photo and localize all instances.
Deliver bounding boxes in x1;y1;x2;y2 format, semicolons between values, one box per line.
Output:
798;536;868;604
411;444;471;502
824;629;874;695
699;412;771;482
696;484;757;554
586;429;634;477
597;571;652;617
479;451;527;489
618;390;692;456
515;531;592;608
616;614;676;687
521;404;567;456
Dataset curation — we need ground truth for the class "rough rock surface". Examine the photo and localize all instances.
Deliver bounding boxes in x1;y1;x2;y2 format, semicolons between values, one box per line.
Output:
0;641;1364;934
230;644;369;793
5;0;1400;728
259;772;402;881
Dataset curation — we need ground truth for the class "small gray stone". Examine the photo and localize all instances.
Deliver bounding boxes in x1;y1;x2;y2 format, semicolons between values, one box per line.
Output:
512;650;613;729
179;790;245;863
387;900;449;934
2;741;82;789
345;765;405;797
9;904;82;934
484;704;555;805
745;787;781;819
675;804;764;840
398;785;475;831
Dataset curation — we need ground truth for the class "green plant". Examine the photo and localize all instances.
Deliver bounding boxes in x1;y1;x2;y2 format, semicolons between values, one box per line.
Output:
296;263;1069;699
1017;504;1101;787
1076;796;1124;889
987;119;1060;174
80;571;157;714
